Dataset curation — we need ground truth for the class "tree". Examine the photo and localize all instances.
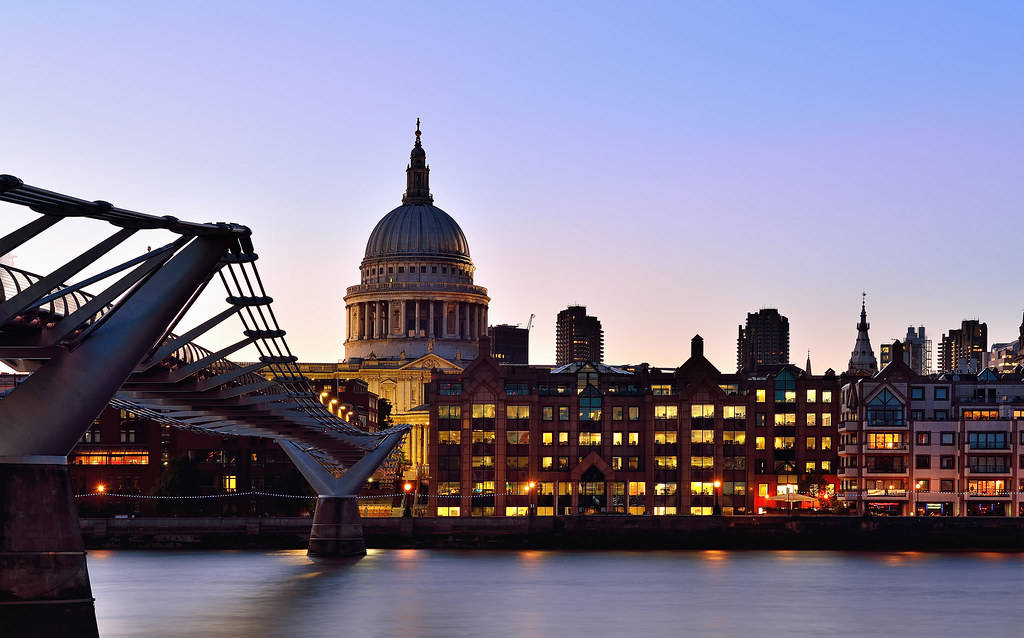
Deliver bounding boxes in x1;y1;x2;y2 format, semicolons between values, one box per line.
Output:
377;397;394;430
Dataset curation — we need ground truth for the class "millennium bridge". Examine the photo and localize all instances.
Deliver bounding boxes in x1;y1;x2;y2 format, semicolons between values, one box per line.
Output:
0;175;408;636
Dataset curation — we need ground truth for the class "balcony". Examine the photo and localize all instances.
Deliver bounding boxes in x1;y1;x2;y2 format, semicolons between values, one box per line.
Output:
864;489;908;499
837;466;860;478
840;443;859;456
864;443;908;453
864;465;908;475
965;466;1012;476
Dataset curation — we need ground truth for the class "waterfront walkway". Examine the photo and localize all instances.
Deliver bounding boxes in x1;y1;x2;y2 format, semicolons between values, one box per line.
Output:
80;515;1024;551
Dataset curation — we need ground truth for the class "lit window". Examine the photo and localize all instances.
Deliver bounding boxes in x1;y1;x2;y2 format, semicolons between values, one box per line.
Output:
805;437;816;450
651;384;672;396
437;482;461;495
541;456;553;469
756;389;766;403
472;403;496;419
806;413;817;427
806;389;817;403
437;507;460;517
822;391;833;403
628;432;639;445
542;406;553;421
653;506;677;516
628;407;640;421
655;431;678;444
612;432;623;445
612;406;623;420
822;437;832;450
755;436;766;450
691;404;714;418
723;405;746;419
758;483;768;497
222;475;237;493
654;482;677;495
655;456;677;469
558;431;569;445
655;405;678;419
506;405;530;419
690;456;714;469
558;406;570;421
578;432;602;446
690;429;714;444
724;431;746;445
542;432;553;446
774;437;795;450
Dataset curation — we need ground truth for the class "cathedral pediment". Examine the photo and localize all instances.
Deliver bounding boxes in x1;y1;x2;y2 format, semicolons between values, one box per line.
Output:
400;353;463;371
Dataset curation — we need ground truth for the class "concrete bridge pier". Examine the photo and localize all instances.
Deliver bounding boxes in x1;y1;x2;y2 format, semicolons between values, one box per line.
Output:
308;496;366;558
0;459;99;638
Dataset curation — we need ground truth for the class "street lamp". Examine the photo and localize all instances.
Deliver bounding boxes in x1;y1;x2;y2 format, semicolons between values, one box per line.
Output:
713;479;722;516
319;391;328;403
913;481;923;516
96;483;106;494
402;481;413;518
527;481;537;516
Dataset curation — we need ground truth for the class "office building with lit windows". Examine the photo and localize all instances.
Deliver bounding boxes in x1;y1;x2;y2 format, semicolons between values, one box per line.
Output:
938;319;987;373
427;335;840;517
839;341;1024;516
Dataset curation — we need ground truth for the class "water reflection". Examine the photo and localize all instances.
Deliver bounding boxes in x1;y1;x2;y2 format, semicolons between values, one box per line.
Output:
88;549;1024;638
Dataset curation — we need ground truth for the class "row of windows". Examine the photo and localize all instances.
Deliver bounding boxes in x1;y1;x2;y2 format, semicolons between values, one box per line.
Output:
363;263;469;277
443;403;835;423
440;430;833;449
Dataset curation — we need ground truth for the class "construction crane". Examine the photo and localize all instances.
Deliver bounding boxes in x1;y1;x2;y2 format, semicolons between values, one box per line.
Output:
526;313;535;331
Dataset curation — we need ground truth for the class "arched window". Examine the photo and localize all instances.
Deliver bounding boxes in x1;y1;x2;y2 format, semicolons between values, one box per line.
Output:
866;389;904;426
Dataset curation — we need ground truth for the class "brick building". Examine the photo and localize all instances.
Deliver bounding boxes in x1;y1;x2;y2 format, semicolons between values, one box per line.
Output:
427;336;840;517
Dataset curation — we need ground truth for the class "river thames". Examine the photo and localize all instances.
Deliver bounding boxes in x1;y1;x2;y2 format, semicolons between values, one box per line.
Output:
88;549;1023;637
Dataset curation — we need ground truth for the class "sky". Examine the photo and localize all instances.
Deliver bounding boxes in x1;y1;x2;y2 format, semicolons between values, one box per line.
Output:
2;2;1023;373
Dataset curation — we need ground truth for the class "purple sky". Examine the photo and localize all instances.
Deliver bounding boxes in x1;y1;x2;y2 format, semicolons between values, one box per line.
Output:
2;2;1023;372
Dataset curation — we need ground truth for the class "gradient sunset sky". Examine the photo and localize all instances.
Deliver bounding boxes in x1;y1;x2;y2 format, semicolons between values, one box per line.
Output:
2;2;1022;372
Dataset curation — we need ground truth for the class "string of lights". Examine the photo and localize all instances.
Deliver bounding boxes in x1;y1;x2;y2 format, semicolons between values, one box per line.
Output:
73;491;552;501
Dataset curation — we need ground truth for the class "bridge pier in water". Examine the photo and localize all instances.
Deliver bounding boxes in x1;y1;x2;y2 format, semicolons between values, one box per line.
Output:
309;496;366;558
0;460;99;637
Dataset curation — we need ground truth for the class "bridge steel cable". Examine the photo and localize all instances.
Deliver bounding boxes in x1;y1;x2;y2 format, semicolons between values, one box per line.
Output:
0;174;407;634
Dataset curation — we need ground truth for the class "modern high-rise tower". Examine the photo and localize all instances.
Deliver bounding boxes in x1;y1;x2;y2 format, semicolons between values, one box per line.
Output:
555;306;604;365
736;308;790;373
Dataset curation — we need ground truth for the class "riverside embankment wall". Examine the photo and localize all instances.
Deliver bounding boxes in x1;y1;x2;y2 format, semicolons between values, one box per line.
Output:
80;515;1024;551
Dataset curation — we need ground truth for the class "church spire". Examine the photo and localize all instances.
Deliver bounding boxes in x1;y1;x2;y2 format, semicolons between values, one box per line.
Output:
848;292;878;376
805;349;812;375
403;117;433;205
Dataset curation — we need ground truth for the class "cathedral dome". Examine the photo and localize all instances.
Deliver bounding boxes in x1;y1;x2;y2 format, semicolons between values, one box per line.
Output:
363;203;471;264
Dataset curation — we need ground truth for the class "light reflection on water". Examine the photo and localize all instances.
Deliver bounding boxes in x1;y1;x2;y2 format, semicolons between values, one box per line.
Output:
88;549;1024;638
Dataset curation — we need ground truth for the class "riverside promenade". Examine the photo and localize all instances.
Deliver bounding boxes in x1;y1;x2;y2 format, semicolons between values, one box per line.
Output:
80;515;1024;551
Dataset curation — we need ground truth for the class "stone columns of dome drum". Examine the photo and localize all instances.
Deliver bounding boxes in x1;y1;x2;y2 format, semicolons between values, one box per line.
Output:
454;303;460;340
414;301;420;337
399;299;406;338
429;301;435;338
